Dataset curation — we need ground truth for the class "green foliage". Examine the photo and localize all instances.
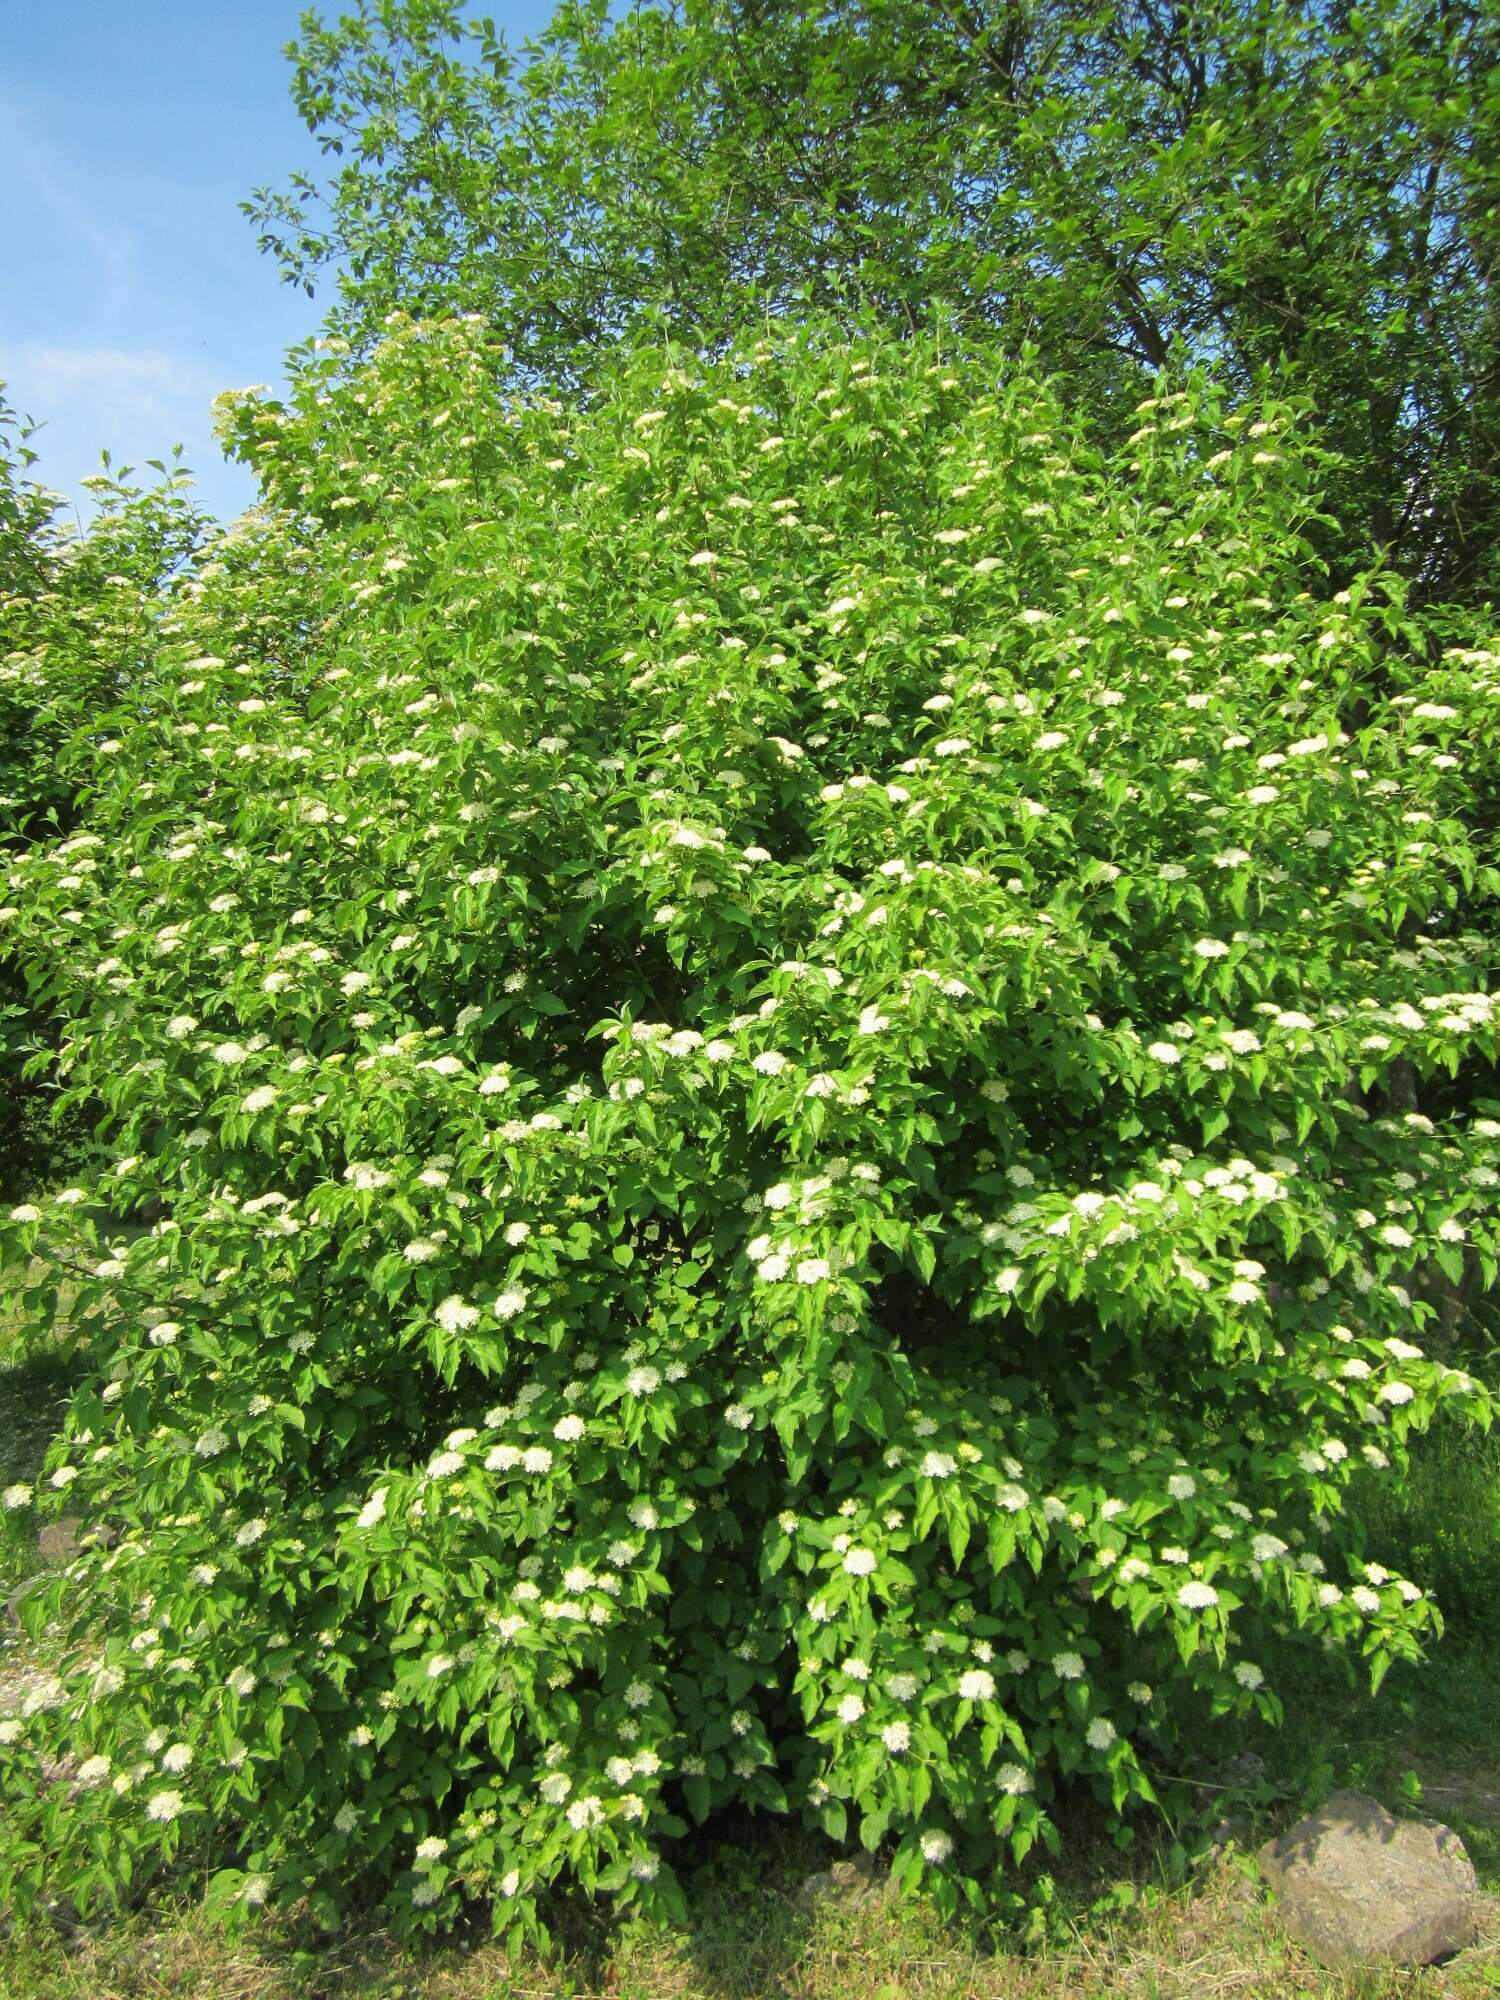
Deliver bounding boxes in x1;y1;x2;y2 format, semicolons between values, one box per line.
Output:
249;0;1500;604
0;317;1496;1938
0;404;214;1197
0;392;73;1198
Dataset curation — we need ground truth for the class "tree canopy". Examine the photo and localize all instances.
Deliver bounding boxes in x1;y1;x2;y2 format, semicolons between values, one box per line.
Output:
248;0;1500;604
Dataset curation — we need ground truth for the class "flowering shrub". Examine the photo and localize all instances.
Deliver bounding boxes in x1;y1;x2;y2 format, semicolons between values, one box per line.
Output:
1;317;1497;1935
0;414;210;1195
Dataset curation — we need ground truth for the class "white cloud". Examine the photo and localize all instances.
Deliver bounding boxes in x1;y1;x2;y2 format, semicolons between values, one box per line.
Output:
9;342;224;435
0;95;140;327
0;342;250;521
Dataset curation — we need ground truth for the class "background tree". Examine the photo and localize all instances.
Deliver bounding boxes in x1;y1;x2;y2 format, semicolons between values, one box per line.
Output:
248;0;1500;605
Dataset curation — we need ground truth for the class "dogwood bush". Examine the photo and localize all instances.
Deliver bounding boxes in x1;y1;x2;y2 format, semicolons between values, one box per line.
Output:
1;317;1497;1935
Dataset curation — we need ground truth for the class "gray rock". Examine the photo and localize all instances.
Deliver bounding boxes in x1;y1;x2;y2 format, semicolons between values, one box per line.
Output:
798;1852;892;1913
1258;1789;1477;1968
38;1750;78;1791
4;1579;35;1628
36;1517;81;1565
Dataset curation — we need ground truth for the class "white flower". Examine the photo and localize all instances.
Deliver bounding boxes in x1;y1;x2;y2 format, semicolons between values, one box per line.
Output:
2;1484;32;1510
842;1547;876;1576
919;1829;954;1864
882;1720;911;1753
1052;1651;1084;1680
921;1452;956;1479
1167;1473;1196;1500
996;1763;1032;1795
493;1286;529;1320
1177;1580;1219;1610
1085;1718;1117;1750
554;1415;586;1442
146;1789;184;1822
1192;939;1230;960
1233;1661;1265;1690
1147;1042;1181;1065
435;1296;479;1334
836;1693;865;1723
957;1669;995;1701
161;1743;193;1774
1377;1381;1415;1406
751;1050;788;1075
427;1450;464;1478
795;1257;831;1285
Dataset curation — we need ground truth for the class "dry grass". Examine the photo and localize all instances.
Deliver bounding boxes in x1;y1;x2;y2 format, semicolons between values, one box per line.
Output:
1;1830;1497;2000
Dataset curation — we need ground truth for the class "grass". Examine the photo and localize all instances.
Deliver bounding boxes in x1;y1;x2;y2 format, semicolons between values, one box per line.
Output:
3;1292;1500;1999
0;1826;1494;2000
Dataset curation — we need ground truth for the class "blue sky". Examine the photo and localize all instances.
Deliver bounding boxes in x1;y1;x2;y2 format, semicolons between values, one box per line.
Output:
1;2;558;525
